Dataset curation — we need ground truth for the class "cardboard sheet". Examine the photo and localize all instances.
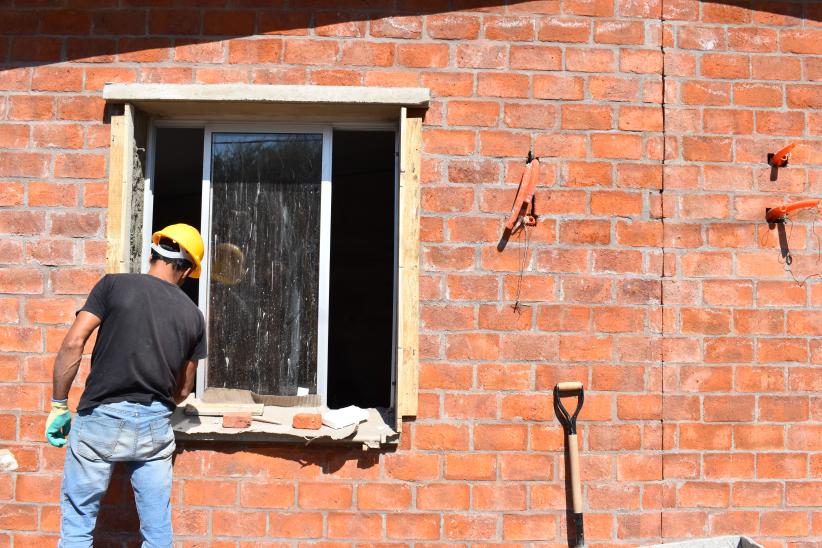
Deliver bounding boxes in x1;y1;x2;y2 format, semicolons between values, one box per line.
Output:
172;400;396;446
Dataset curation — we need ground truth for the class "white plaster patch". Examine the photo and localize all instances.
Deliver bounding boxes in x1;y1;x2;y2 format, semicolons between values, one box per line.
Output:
0;449;18;472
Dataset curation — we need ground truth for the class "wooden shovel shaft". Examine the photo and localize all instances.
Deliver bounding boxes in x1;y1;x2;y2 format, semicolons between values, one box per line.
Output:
567;433;582;513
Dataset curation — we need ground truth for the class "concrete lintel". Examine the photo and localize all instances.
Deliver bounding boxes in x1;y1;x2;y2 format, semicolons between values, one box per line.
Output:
104;83;430;107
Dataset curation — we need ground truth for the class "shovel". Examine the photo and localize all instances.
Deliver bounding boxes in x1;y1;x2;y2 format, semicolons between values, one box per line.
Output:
554;381;586;548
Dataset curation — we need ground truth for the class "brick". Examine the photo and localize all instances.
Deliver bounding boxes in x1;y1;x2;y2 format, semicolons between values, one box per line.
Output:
708;511;759;536
447;101;499;127
397;44;448;68
370;16;422;39
31;67;83;92
758;453;806;479
357;483;410;510
757;110;804;136
15;475;60;502
228;39;283;64
617;454;662;481
386;513;439;540
239;481;294;509
787;482;822;506
592;134;642;159
445;453;496;480
384;454;439;481
9;96;54;121
444;513;498;540
751;55;802;80
423;129;475;156
619;106;663;132
327;512;381;540
681;81;730;105
594;20;644;44
477;73;530;98
621;49;663;74
298;482;352;510
509;45;562;70
788;425;822;451
589;484;641;510
589;424;641;450
339;42;394;67
263;511;321;538
761;511;809;536
680;424;732;450
314;12;367;38
50;212;101;238
455;44;506;69
480;131;529;157
503;514;556;541
562;105;612;130
427;14;480;40
443;394;499;419
483;16;534;41
287;412;319;430
0;123;28;149
212;509;266;537
539;17;590;42
566;48;615;72
781;29;822;54
421;72;473;97
475;424;527;451
504;104;556;129
416;483;469;510
474;483;526;511
533;74;584;100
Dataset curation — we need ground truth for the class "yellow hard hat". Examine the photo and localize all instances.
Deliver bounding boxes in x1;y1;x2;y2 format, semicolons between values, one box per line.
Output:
152;223;204;279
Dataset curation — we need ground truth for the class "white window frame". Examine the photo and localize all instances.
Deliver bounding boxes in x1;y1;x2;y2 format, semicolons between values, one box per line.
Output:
142;120;399;406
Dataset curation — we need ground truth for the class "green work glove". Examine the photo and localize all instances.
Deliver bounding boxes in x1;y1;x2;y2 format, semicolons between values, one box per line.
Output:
45;400;72;448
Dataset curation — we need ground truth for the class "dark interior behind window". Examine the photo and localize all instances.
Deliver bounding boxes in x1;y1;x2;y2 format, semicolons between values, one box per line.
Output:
151;127;203;303
327;130;395;409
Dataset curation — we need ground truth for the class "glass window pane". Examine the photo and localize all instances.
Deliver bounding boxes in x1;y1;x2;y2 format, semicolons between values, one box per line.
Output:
207;132;323;396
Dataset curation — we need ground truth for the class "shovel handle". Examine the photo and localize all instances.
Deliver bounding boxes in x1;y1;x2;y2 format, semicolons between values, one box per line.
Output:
557;381;583;392
568;433;582;513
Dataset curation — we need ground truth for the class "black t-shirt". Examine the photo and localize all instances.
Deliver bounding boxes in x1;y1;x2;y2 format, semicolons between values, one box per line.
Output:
77;273;207;411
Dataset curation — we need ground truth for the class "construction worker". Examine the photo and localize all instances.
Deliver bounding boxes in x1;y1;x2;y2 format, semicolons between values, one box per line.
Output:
46;223;207;548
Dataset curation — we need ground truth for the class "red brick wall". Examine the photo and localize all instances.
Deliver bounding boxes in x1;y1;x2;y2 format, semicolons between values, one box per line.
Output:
0;1;820;546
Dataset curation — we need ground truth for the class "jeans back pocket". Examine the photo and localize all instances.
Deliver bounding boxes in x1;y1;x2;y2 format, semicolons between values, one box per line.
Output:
75;417;126;461
148;417;175;459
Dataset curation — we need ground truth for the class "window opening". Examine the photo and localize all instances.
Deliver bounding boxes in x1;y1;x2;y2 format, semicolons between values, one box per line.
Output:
149;127;203;303
206;132;325;397
327;130;396;409
146;124;397;409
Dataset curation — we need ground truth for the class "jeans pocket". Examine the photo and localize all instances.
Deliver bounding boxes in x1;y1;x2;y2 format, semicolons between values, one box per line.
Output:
76;417;125;461
149;417;175;458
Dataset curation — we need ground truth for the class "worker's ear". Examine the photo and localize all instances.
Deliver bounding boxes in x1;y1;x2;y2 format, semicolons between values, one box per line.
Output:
178;267;193;286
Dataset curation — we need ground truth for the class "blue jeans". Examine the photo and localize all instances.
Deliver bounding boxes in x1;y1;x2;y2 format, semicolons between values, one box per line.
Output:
60;400;176;548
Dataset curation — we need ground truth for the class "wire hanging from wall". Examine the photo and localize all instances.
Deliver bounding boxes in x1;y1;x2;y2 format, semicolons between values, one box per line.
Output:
497;151;540;313
763;199;822;287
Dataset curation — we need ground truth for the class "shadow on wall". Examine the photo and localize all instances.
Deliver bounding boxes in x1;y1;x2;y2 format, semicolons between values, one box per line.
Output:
94;443;382;544
1;0;820;74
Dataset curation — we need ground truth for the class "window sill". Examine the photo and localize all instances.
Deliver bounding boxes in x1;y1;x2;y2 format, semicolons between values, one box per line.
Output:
171;401;399;449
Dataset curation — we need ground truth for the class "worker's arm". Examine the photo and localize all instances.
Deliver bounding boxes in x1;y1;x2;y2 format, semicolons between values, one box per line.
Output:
173;360;197;404
52;311;101;401
46;311;100;447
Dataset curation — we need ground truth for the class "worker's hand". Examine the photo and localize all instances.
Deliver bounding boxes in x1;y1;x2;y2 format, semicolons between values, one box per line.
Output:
45;400;72;448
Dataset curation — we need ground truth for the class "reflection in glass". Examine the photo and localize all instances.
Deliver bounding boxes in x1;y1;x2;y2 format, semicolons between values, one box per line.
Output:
207;133;322;395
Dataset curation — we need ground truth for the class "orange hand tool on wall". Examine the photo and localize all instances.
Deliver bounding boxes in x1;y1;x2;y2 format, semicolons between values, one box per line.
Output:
768;143;796;168
765;199;820;224
504;156;540;233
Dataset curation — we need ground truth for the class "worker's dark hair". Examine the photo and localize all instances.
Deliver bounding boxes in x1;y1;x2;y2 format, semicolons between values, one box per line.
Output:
150;237;194;273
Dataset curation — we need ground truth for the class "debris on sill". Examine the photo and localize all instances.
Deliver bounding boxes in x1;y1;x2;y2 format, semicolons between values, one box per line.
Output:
172;396;397;448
